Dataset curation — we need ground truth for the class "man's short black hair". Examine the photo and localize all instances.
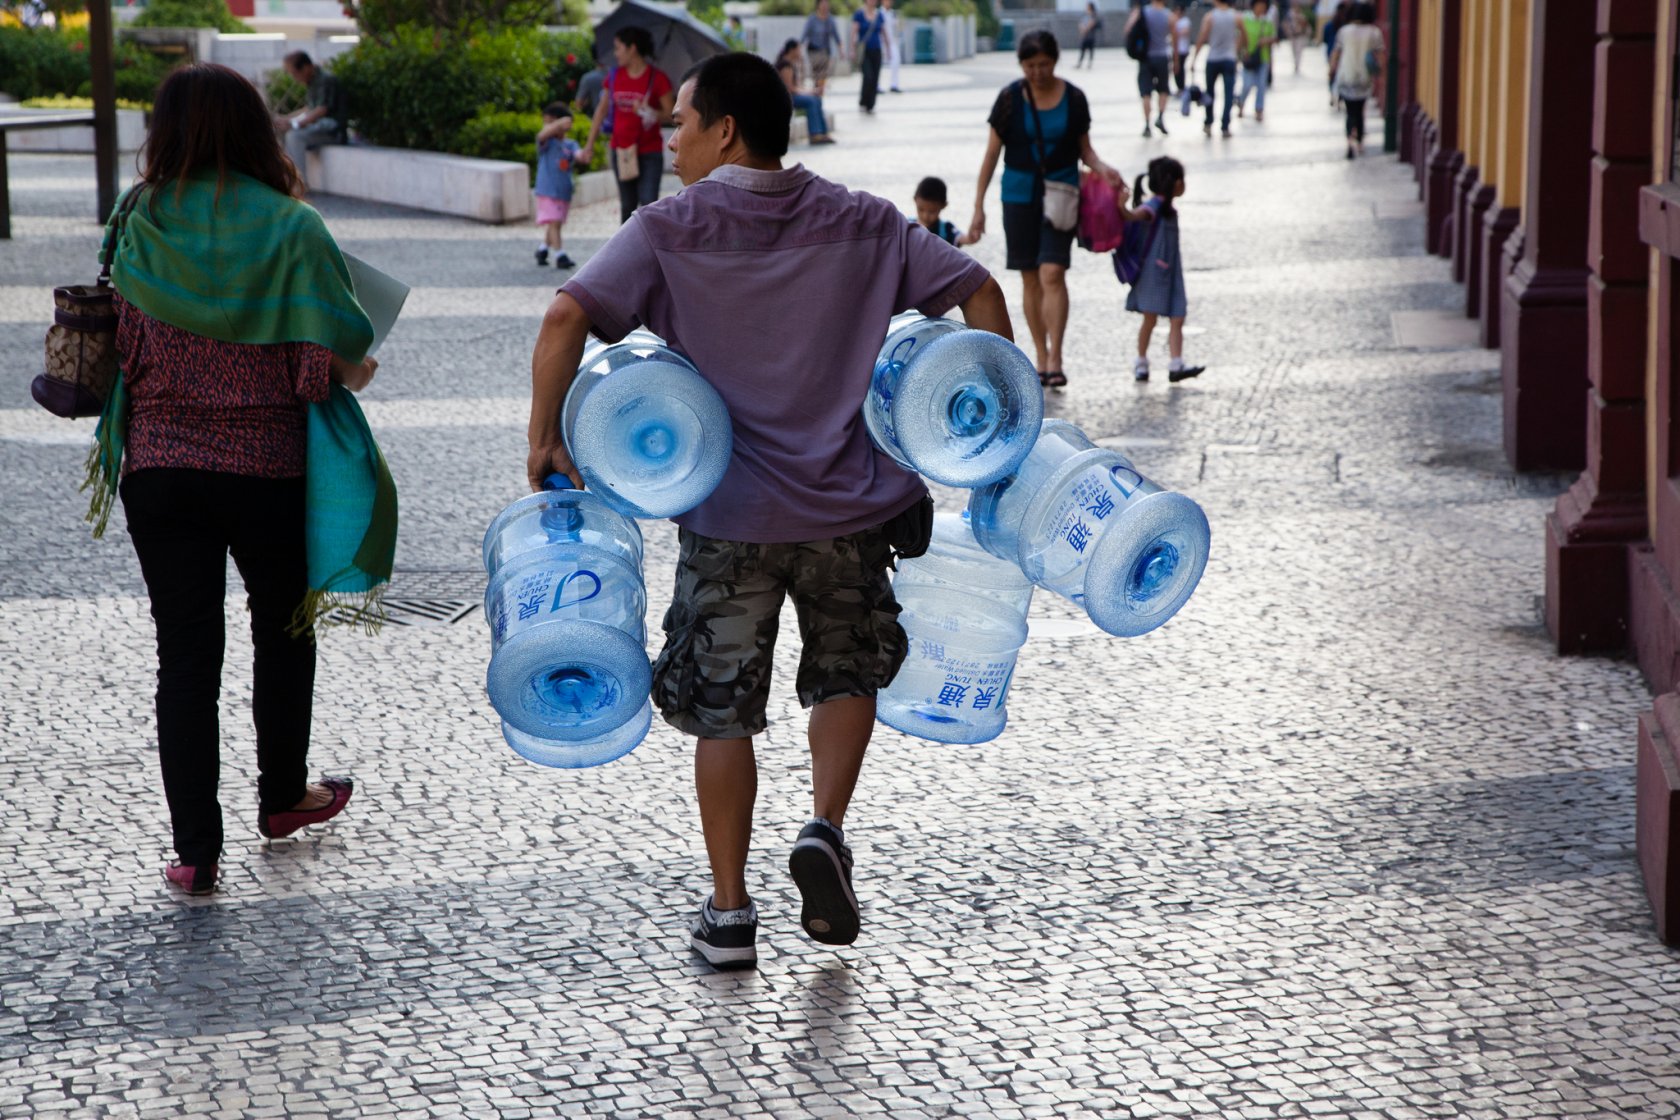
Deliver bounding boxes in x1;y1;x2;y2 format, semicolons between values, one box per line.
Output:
685;52;790;161
282;50;313;70
914;176;948;204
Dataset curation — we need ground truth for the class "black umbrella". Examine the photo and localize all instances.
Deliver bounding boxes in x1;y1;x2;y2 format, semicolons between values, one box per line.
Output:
594;0;731;88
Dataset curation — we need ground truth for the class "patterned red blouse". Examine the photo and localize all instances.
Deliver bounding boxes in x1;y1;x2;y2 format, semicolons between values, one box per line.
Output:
115;294;333;478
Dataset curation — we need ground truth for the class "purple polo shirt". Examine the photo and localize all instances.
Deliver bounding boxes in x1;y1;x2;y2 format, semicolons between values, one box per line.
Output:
561;163;992;544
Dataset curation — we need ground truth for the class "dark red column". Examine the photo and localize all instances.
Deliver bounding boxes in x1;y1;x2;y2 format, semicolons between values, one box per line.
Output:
1499;0;1595;471
1546;0;1655;652
1479;205;1520;345
1423;0;1462;255
1465;180;1498;317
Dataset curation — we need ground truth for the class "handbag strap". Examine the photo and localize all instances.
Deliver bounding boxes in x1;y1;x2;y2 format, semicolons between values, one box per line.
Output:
1021;81;1051;179
95;186;142;289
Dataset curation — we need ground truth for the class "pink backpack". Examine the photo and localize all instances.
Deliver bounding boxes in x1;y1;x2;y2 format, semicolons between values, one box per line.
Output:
1077;172;1125;254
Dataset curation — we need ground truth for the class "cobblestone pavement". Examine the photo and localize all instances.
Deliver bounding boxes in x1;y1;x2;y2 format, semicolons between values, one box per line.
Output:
2;50;1676;1119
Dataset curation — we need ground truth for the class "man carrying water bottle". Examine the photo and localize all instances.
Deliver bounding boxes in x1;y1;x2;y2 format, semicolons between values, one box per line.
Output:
527;52;1011;970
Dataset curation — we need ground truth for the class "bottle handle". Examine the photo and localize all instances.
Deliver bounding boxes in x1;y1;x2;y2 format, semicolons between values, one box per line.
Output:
542;473;577;491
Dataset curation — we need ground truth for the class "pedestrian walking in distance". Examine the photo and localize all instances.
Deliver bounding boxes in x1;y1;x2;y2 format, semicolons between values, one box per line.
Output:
1124;156;1205;383
1173;2;1192;91
1076;1;1102;68
1328;2;1384;158
800;0;842;99
532;103;581;268
854;0;886;113
98;63;383;896
1235;0;1277;123
970;30;1126;389
1127;0;1178;138
1189;0;1249;138
882;0;904;92
527;52;1012;970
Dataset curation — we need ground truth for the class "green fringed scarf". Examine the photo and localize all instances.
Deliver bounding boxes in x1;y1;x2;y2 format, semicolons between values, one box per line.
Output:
84;171;396;634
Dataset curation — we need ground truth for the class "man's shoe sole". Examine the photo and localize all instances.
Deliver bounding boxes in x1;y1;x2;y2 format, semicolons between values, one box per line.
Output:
690;937;758;969
789;839;860;946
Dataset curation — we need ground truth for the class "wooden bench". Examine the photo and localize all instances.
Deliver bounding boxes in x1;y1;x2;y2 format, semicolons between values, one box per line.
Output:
0;111;95;239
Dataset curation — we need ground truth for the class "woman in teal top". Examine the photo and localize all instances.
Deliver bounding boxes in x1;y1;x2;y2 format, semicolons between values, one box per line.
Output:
970;30;1124;389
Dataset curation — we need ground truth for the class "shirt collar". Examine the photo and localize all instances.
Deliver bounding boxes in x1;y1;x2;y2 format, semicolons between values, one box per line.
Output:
702;163;811;193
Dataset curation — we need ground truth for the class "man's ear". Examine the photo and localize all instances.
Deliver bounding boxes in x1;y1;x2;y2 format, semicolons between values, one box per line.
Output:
717;113;738;150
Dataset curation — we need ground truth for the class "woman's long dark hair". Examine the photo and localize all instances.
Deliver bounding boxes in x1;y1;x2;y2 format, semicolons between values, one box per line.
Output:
140;63;304;201
1132;156;1184;219
776;38;800;71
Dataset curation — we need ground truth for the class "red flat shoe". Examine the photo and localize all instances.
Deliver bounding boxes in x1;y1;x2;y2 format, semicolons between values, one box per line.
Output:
164;860;219;896
258;777;354;840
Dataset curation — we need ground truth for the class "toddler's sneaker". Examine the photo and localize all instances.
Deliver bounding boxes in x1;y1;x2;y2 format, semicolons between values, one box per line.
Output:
1168;361;1205;383
535;247;549;266
1134;358;1150;382
789;818;859;945
553;251;577;269
690;896;758;969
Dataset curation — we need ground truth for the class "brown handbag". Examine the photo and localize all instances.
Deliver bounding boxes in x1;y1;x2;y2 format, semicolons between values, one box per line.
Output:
32;188;140;419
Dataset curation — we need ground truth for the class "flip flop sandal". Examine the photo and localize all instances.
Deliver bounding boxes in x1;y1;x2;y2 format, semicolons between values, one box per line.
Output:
1044;371;1068;388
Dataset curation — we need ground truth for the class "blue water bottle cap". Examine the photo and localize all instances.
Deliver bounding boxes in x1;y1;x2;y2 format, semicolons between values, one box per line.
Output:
540;473;584;536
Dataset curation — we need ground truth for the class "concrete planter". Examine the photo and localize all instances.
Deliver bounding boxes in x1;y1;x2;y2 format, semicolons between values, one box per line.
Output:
4;108;147;153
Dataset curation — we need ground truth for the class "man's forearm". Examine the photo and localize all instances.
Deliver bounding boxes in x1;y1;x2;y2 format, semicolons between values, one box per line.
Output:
530;293;592;449
958;276;1013;342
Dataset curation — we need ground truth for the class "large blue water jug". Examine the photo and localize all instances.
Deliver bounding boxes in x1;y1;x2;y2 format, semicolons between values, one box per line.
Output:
878;512;1034;744
561;330;733;519
863;313;1043;487
968;420;1210;637
481;477;653;760
499;701;652;769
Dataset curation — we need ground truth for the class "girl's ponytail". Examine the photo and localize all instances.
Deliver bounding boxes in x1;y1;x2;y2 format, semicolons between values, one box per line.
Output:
1146;156;1185;220
1132;172;1149;210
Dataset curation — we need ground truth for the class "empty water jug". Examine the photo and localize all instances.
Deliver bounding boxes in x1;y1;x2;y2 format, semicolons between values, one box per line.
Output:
481;476;653;756
968;420;1210;637
878;512;1033;744
561;330;732;519
499;699;652;769
863;313;1043;487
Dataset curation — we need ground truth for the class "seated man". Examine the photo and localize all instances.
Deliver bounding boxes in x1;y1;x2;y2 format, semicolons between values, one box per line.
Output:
274;50;348;182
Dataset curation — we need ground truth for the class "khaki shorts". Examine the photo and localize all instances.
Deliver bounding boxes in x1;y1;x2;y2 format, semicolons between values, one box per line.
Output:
651;525;907;740
808;48;833;83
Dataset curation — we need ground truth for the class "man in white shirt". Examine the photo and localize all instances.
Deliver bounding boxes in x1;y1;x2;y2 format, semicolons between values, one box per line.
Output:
882;0;903;92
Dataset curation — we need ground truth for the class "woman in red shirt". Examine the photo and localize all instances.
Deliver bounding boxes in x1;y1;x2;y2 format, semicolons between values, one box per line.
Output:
583;26;675;223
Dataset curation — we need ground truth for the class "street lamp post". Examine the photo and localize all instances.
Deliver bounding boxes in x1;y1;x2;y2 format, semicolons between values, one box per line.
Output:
86;0;119;222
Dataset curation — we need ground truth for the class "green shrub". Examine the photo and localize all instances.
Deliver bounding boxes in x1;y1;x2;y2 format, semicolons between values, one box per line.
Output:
454;108;542;169
0;24;173;103
898;0;975;17
453;105;606;184
0;25;84;100
332;24;548;152
974;0;997;39
131;0;252;33
537;28;596;111
687;0;725;30
756;0;857;16
346;0;559;41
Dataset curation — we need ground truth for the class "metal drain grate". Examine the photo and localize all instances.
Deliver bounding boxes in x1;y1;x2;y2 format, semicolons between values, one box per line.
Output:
326;569;485;629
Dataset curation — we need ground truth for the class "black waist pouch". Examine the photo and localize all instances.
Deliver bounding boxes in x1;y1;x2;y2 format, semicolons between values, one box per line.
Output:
879;492;935;564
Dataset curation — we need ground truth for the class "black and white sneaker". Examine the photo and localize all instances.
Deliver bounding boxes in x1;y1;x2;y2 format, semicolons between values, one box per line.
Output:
553;251;577;269
788;819;859;945
690;896;758;969
534;247;549;266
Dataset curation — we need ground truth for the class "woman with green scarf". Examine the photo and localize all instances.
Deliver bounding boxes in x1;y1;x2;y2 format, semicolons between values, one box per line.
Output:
95;63;390;896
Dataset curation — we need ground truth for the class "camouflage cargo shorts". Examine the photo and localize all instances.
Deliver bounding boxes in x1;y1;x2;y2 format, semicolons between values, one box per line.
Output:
651;525;908;740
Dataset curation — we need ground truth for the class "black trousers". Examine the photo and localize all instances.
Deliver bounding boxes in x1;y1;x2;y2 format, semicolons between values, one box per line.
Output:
616;151;664;224
859;46;882;110
121;468;317;866
1343;96;1367;143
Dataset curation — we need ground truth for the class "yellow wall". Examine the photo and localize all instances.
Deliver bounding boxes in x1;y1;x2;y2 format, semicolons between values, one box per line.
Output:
1496;0;1530;210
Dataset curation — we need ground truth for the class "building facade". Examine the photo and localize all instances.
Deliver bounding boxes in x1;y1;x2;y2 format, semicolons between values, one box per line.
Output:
1400;0;1680;941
